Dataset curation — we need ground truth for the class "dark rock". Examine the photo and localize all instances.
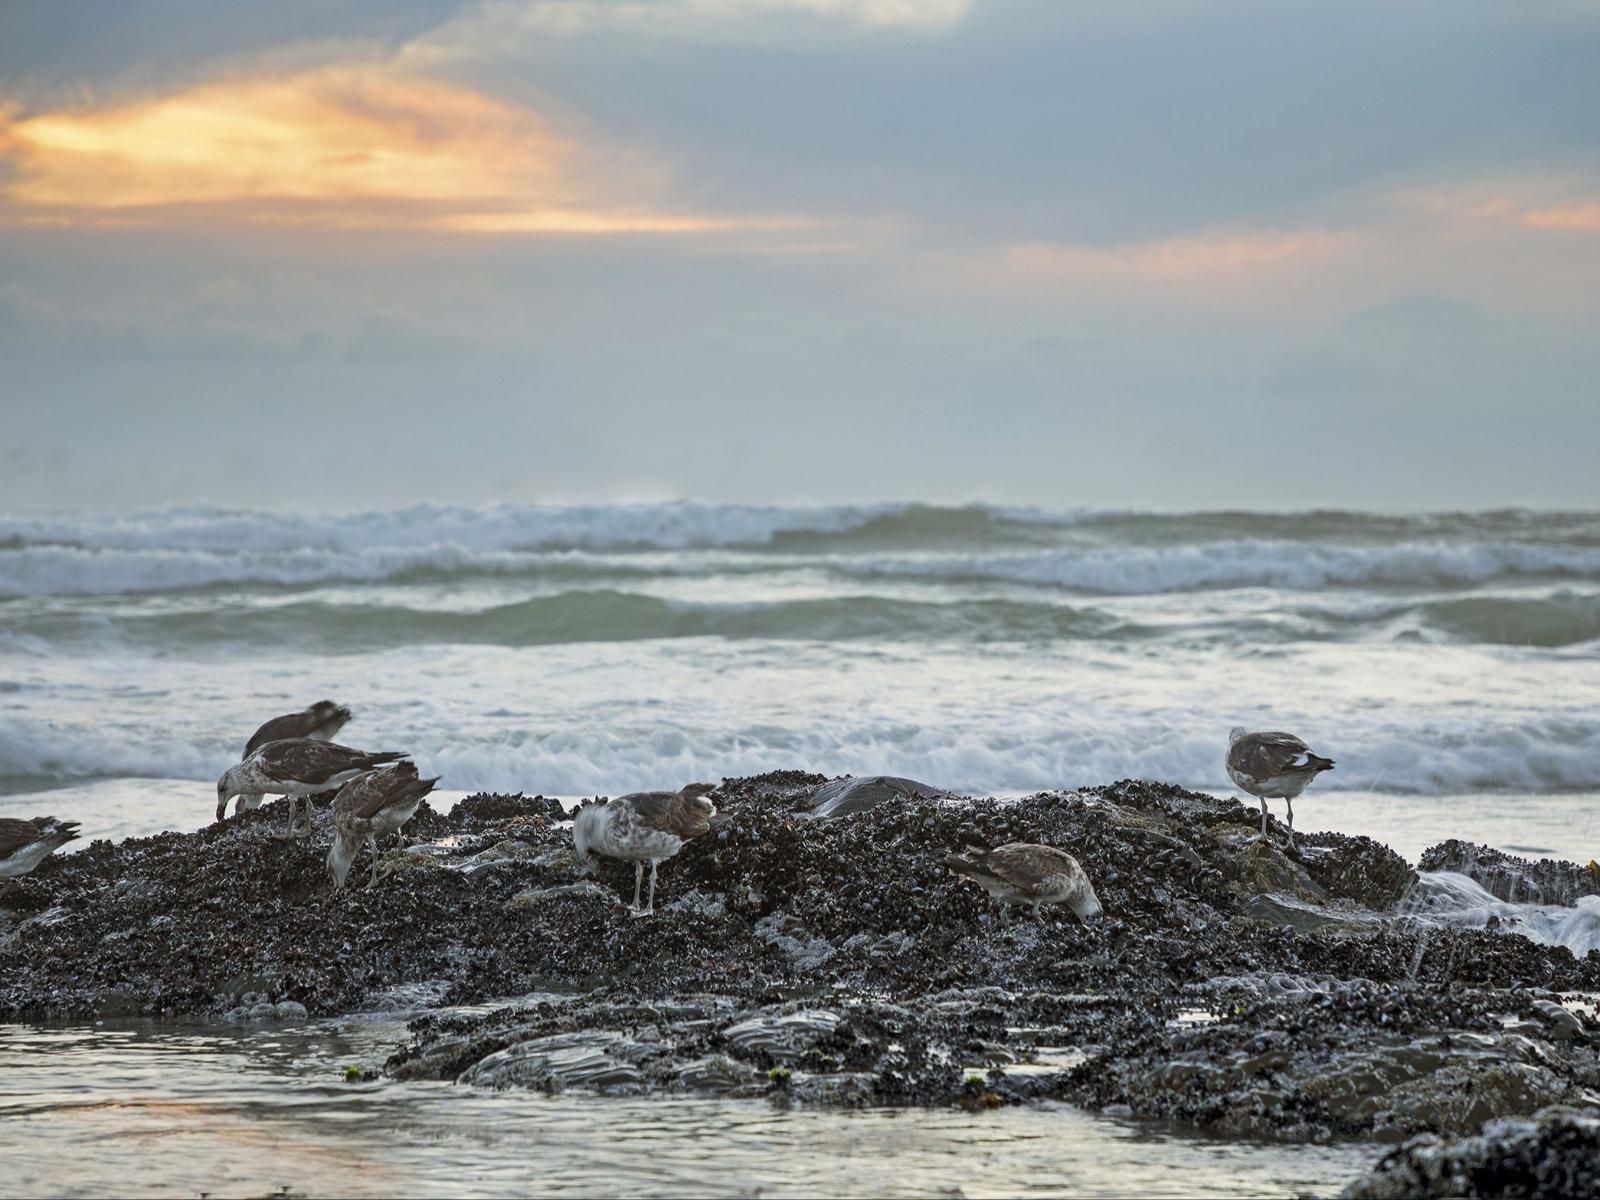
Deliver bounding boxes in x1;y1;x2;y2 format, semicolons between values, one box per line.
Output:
802;775;957;819
5;770;1600;1127
1240;894;1377;934
1342;1106;1600;1198
449;793;567;823
1301;832;1419;910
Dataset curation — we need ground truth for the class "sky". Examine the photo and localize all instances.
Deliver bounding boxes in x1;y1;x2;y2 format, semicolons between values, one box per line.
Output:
1;0;1597;513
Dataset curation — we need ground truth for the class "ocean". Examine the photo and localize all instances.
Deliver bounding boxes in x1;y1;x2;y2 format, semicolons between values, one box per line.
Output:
5;500;1600;1197
3;502;1599;861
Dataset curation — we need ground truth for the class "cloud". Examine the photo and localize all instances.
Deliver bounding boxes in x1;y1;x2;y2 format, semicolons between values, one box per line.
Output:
412;0;970;55
1522;202;1600;232
1000;229;1351;279
929;226;1357;316
0;58;798;237
1399;177;1600;234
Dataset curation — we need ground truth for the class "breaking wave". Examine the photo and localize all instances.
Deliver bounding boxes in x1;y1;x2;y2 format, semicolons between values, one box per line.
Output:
4;710;1598;797
2;502;1598;598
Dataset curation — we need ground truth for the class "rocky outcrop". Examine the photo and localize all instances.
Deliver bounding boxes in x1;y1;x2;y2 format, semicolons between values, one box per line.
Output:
1418;841;1600;906
1343;1106;1600;1198
3;772;1599;1133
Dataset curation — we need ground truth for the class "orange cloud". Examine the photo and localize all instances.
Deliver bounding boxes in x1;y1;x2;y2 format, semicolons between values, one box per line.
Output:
1398;181;1600;235
999;229;1350;280
0;63;768;237
1522;203;1600;233
948;229;1354;306
907;226;1364;320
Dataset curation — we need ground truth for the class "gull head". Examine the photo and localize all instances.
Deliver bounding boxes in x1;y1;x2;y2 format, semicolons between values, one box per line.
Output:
1068;880;1105;925
572;804;602;873
326;834;358;889
215;766;243;822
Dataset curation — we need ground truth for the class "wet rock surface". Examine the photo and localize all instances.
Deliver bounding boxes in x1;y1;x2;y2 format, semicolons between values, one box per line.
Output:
802;775;958;819
3;772;1599;1159
1342;1105;1600;1198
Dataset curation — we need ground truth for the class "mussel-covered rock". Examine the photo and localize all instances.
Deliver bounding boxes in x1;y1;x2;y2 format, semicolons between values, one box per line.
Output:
1342;1105;1600;1198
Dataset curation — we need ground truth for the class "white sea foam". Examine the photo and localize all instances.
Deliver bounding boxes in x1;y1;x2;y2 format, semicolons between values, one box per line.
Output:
1408;871;1600;959
4;706;1597;797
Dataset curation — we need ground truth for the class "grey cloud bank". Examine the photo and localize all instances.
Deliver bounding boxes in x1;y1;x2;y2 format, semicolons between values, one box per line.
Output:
0;0;1595;511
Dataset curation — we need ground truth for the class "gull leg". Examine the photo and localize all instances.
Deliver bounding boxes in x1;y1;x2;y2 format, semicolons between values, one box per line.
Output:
275;797;299;840
1285;798;1296;850
632;862;644;911
647;860;659;914
1258;797;1270;843
367;834;380;887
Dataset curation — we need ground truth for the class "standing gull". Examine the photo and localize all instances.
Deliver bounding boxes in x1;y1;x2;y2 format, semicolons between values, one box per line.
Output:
0;817;80;879
327;761;439;889
572;783;717;916
231;701;354;819
945;843;1104;924
1226;726;1335;848
216;738;407;838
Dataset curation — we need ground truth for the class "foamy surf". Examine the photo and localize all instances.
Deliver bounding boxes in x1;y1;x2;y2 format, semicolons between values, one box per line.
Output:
2;501;1597;882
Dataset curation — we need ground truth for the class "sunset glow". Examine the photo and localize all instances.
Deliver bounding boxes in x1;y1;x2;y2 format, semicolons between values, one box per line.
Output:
0;64;735;236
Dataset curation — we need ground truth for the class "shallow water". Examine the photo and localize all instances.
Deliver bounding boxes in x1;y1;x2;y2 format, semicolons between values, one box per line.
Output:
0;1014;1378;1199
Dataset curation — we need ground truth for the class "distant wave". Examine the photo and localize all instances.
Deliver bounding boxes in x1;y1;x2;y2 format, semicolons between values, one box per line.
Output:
3;531;1600;601
3;501;1596;556
0;591;1130;653
8;588;1600;653
844;541;1600;595
0;502;962;556
1368;592;1600;649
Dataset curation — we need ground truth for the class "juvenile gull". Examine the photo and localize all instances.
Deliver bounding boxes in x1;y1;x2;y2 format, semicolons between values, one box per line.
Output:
216;738;407;838
0;816;80;879
1226;726;1335;848
327;761;439;889
572;783;717;916
233;701;354;819
944;843;1104;924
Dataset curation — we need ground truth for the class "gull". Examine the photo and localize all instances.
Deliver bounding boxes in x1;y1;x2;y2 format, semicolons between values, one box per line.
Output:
0;816;80;879
572;783;717;916
217;738;407;838
231;701;354;820
327;761;440;889
944;843;1104;925
1226;726;1335;848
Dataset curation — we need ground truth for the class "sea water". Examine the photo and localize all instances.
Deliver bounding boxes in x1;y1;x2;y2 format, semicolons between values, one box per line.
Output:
0;1012;1378;1198
3;502;1598;1195
3;503;1597;843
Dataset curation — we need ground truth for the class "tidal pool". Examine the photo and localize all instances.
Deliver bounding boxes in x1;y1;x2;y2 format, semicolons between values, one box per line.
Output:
0;1013;1380;1198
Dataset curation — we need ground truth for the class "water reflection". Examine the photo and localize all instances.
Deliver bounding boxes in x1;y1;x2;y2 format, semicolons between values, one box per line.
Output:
1;1016;1377;1198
